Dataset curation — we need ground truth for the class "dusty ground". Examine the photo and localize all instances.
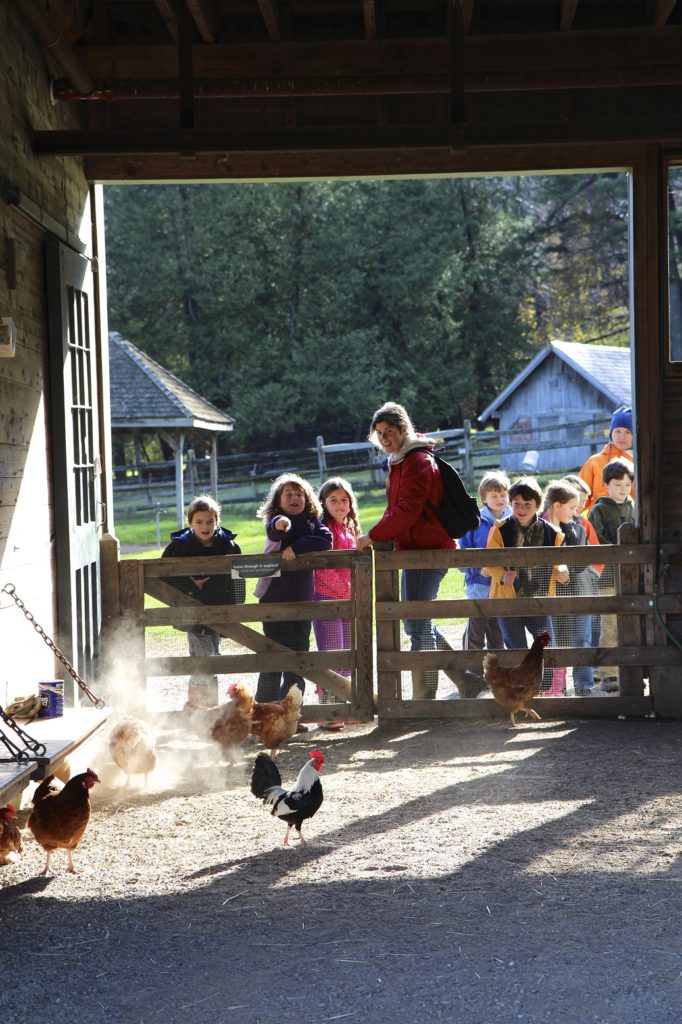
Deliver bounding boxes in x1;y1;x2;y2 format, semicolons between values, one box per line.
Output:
1;714;681;1024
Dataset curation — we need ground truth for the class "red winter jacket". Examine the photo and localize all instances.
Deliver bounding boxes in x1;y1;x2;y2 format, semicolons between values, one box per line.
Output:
368;447;456;551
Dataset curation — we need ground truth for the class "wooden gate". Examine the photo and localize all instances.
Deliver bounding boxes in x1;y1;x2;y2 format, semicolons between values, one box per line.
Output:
374;529;682;721
118;549;375;722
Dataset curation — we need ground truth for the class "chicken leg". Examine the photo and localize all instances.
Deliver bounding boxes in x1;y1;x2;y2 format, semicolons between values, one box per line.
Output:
510;707;541;727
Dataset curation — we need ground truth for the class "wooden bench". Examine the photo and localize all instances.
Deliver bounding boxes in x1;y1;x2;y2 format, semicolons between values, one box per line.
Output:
0;707;110;808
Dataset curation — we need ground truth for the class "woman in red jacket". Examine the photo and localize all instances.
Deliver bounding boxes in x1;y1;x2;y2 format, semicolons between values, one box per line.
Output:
356;402;455;699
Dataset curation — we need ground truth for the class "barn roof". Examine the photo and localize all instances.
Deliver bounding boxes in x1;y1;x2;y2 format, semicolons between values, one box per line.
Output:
478;341;632;422
108;332;234;432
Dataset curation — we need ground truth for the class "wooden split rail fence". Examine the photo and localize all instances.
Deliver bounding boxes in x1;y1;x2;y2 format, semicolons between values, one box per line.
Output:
114;529;682;722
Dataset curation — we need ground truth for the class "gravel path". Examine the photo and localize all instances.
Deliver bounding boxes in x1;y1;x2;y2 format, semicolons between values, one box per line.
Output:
1;715;681;1024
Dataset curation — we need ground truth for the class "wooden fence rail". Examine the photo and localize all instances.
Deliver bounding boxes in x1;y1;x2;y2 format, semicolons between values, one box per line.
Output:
114;535;682;722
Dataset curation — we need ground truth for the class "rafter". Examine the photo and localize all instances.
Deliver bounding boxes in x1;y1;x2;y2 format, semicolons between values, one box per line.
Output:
363;0;377;39
448;0;464;122
154;0;179;43
560;0;579;32
187;0;218;42
461;0;475;34
257;0;281;43
652;0;678;25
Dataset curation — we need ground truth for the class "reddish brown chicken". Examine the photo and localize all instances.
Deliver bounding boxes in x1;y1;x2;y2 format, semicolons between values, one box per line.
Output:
482;630;552;726
183;682;254;764
250;685;303;759
27;768;100;875
0;804;23;865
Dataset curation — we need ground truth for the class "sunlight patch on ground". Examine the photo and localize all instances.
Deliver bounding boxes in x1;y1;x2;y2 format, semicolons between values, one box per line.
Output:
269;799;593;888
524;797;682;876
386;730;432;744
504;724;579;743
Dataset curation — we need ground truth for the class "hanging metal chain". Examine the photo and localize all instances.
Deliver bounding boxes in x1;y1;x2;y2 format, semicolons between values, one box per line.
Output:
0;705;47;764
1;583;106;710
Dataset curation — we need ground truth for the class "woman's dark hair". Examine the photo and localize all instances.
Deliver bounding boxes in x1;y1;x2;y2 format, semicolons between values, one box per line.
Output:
368;402;416;444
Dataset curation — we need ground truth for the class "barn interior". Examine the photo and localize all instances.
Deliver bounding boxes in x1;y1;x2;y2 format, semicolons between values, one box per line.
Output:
1;0;681;782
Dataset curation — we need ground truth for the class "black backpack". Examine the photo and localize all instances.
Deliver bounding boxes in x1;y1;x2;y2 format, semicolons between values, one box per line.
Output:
411;448;480;538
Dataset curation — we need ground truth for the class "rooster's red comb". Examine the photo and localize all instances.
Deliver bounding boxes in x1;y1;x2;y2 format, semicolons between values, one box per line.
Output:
308;749;325;763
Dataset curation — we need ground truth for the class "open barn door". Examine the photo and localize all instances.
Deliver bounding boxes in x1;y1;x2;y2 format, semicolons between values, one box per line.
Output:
46;235;102;703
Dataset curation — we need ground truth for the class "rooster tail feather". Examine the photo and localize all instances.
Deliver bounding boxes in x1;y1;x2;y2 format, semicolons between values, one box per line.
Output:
250;753;282;799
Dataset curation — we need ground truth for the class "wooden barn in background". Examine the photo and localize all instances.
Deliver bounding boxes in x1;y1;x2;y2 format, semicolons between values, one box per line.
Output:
479;341;632;473
1;0;682;744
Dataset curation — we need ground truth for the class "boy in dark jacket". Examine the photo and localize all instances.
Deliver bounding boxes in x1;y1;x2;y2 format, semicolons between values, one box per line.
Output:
162;495;243;705
587;457;636;695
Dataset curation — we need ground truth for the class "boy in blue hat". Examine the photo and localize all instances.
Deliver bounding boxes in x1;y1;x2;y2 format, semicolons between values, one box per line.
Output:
579;406;634;511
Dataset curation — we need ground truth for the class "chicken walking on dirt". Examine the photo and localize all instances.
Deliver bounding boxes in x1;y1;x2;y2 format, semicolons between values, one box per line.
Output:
0;804;23;865
109;716;157;786
250;749;325;845
183;682;254;764
250;684;302;759
27;768;100;874
482;630;552;726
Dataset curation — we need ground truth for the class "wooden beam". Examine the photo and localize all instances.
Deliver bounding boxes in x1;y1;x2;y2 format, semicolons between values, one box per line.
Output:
177;6;195;130
77;29;682;86
31;116;682;156
187;0;217;42
560;0;579;32
653;0;678;26
154;0;179;42
363;0;377;39
83;140;644;182
257;0;281;43
461;0;475;34
448;0;465;123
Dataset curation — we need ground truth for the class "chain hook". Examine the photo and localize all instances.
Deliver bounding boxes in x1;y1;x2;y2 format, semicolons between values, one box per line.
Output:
2;582;105;709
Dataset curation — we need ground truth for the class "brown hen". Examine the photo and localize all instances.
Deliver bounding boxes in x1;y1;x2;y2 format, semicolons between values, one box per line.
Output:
482;630;552;726
27;768;100;875
0;804;23;865
183;682;254;764
250;685;302;759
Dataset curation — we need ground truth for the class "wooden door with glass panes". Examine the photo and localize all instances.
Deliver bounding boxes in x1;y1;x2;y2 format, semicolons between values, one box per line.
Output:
46;235;102;704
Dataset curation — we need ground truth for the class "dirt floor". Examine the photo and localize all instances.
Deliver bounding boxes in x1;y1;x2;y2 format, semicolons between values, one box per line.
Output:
1;713;681;1024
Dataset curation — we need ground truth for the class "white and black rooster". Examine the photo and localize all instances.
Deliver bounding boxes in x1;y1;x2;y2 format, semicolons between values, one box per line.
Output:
250;749;325;846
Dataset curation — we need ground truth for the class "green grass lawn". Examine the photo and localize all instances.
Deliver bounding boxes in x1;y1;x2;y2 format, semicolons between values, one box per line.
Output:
114;489;390;555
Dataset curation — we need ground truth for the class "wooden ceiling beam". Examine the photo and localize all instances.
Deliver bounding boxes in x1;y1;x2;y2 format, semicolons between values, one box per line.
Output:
560;0;579;32
363;0;377;39
187;0;218;42
461;0;475;35
31;116;682;157
83;140;644;183
652;0;678;26
154;0;180;42
257;0;281;43
77;29;682;81
448;0;464;122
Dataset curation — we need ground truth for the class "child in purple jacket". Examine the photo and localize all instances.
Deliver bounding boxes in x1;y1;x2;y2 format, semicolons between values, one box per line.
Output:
254;473;332;704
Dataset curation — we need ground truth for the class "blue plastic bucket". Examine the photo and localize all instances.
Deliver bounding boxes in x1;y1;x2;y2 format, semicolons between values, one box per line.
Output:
38;680;64;718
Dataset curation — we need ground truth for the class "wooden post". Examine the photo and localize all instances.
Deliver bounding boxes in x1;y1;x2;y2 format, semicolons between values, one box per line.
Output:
352;550;375;720
210;434;218;499
374;547;401;708
617;522;645;697
175;431;185;527
316;434;326;483
462;418;473;487
118;560;147;698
